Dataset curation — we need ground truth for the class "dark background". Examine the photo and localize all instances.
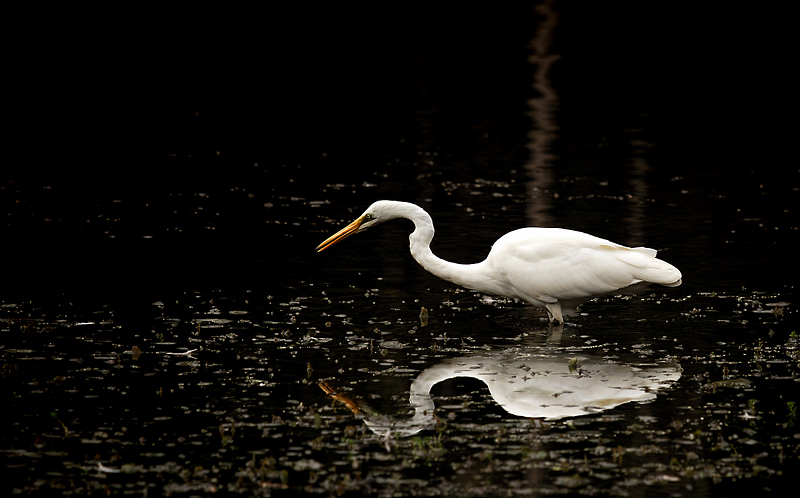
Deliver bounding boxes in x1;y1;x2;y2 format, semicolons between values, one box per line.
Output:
5;2;795;302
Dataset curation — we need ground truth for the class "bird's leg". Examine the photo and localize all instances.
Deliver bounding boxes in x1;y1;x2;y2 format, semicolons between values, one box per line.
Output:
545;302;564;324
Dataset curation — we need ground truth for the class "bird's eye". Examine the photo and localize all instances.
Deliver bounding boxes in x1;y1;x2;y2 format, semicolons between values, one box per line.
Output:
364;213;375;221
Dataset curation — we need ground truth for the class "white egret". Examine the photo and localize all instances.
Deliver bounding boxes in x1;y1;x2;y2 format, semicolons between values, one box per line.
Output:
316;200;682;323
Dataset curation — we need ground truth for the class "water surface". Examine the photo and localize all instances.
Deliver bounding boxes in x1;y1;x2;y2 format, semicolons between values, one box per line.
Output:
3;2;797;496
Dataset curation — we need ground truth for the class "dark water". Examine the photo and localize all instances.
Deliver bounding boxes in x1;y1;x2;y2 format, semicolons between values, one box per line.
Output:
4;3;798;496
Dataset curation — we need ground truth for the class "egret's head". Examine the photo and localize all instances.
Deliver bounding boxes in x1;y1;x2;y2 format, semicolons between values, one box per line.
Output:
315;202;387;252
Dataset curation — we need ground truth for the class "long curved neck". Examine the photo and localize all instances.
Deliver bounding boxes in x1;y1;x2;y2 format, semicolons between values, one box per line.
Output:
396;202;497;293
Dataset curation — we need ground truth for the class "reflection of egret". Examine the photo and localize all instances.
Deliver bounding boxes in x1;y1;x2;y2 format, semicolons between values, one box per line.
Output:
317;201;682;323
321;348;681;438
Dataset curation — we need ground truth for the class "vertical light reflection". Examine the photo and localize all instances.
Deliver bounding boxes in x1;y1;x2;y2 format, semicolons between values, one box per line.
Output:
625;134;651;245
524;0;560;228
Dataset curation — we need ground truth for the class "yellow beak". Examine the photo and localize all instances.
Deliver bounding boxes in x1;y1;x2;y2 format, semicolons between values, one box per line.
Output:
316;217;364;252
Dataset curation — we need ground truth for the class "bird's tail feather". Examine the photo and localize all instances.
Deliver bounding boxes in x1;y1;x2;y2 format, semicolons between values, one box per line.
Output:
634;258;682;287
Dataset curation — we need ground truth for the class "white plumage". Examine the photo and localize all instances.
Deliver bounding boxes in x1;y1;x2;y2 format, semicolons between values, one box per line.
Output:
317;200;681;323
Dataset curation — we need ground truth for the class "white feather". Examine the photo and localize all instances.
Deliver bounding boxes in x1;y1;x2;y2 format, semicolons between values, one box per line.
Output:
317;201;682;323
